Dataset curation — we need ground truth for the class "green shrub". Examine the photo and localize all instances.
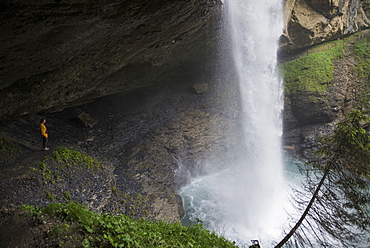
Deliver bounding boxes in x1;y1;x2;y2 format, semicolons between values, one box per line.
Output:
23;202;238;248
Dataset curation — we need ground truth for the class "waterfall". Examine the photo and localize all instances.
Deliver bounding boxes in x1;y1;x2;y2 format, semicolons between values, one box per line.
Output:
179;0;286;247
227;0;286;234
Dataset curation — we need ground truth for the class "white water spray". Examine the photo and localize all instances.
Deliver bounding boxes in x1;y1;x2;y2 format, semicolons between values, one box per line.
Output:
227;0;285;229
179;0;286;246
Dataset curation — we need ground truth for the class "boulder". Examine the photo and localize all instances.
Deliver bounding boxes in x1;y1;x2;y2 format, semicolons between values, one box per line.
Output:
77;112;97;128
192;83;208;94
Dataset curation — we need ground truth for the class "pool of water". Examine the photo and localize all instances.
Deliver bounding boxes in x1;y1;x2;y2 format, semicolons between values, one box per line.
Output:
178;155;304;247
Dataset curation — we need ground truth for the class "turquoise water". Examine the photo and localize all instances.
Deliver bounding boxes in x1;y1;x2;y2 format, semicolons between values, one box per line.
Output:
178;155;303;247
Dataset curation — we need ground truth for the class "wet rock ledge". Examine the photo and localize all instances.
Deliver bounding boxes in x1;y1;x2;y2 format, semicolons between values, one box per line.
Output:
0;79;242;224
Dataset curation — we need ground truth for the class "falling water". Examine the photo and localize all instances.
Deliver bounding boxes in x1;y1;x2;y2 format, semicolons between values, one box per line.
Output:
179;0;286;247
227;0;285;229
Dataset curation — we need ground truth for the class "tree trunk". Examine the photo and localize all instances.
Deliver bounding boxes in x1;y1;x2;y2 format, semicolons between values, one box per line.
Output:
274;165;331;248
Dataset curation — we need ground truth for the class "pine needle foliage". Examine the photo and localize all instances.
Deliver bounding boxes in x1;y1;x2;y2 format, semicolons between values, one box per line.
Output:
276;110;370;248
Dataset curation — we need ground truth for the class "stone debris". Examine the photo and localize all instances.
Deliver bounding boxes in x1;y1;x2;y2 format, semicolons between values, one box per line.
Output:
192;83;208;94
77;112;97;128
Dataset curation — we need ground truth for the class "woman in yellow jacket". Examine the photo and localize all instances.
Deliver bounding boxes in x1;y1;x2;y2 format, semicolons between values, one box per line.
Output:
40;118;49;151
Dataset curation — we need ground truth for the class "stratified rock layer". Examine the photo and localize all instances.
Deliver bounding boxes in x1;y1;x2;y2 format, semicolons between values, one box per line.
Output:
1;0;370;119
0;0;222;118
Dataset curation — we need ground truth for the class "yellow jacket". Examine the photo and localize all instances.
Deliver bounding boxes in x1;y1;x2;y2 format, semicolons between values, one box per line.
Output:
40;123;48;138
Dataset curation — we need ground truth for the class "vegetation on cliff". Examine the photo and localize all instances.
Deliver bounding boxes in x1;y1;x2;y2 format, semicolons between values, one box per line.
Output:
280;40;344;95
30;146;110;204
354;40;370;109
0;144;238;247
281;31;370;99
6;202;238;248
281;31;370;128
354;40;370;80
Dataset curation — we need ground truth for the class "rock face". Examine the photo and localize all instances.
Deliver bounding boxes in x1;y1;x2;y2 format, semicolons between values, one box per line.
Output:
1;0;369;119
0;0;222;119
0;0;369;226
282;33;370;159
282;0;370;53
0;75;242;223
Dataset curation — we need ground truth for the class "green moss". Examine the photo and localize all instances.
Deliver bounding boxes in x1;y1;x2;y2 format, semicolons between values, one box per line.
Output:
281;41;344;95
63;191;72;201
33;146;109;204
53;146;102;172
45;190;55;202
37;160;56;184
47;223;71;238
354;42;370;79
353;42;370;109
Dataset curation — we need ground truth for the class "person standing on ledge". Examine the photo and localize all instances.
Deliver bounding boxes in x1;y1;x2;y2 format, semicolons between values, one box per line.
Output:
40;118;49;151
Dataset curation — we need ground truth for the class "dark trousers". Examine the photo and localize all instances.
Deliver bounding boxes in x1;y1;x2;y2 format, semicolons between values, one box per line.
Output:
42;136;48;149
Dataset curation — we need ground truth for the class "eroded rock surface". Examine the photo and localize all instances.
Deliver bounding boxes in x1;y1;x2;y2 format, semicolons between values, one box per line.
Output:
1;0;369;225
282;0;370;53
1;0;370;119
0;75;242;223
283;38;369;159
0;0;222;118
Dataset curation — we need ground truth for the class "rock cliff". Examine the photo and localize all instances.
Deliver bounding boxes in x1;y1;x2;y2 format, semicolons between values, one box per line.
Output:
282;0;370;53
0;0;369;231
1;0;370;119
0;0;222;119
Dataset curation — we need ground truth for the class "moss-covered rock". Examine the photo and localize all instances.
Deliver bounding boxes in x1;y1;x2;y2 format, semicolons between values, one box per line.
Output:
0;144;116;212
283;30;370;159
281;40;345;127
281;40;344;95
353;40;370;109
